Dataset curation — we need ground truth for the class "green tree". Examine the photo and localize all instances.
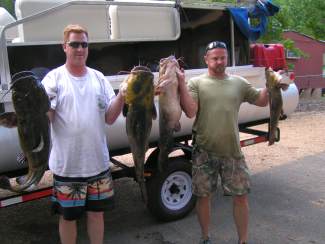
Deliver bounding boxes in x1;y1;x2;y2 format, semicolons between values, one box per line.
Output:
207;0;324;57
206;0;325;41
260;0;325;42
0;0;15;16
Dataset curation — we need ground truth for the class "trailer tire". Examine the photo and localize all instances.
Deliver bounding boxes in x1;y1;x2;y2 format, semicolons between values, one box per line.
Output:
146;156;196;221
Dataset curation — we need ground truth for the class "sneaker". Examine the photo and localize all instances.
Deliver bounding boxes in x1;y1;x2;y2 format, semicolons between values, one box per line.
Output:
199;237;211;244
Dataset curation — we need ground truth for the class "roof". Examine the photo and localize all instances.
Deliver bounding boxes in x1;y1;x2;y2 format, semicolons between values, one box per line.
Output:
283;30;325;44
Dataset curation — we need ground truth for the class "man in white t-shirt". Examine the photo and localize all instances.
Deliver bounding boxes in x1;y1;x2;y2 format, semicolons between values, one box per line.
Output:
42;24;125;244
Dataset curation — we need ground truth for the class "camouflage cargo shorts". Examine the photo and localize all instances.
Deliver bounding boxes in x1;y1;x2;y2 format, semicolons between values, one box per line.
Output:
192;145;251;197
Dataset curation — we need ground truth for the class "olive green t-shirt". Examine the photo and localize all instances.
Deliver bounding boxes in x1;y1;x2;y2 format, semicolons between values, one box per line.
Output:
188;73;260;159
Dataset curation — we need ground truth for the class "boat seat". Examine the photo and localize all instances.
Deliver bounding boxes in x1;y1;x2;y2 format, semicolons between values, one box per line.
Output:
109;4;180;40
14;0;109;43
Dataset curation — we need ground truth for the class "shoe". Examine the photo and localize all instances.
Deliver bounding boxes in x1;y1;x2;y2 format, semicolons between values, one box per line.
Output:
199;237;211;244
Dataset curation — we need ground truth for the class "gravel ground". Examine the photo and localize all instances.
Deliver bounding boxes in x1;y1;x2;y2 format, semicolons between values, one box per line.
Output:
242;97;325;174
295;97;325;112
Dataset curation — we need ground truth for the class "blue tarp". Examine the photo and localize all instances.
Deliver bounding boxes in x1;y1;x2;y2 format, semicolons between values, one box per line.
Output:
228;0;280;41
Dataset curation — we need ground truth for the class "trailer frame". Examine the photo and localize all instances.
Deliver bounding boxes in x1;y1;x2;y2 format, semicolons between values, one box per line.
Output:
0;118;274;221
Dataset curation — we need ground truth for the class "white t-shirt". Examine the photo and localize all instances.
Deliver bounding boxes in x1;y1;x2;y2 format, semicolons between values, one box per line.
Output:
42;65;116;177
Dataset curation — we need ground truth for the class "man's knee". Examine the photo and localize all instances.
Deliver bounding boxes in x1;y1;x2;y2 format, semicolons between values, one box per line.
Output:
87;211;104;221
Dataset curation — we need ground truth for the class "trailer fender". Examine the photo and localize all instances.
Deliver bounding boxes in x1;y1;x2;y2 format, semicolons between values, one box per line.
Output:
145;142;192;173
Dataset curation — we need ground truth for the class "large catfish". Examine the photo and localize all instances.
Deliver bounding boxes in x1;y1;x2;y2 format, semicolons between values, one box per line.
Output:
0;71;50;192
123;66;156;204
157;56;182;172
265;67;289;145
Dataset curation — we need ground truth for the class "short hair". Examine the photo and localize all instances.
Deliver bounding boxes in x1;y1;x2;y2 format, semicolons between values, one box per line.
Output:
63;24;88;43
205;41;227;54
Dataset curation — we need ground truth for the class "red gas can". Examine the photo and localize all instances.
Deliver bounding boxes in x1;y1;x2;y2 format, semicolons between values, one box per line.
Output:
250;44;287;71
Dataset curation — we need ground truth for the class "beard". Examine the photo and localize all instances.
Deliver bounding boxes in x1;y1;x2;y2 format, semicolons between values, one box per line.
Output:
214;65;226;73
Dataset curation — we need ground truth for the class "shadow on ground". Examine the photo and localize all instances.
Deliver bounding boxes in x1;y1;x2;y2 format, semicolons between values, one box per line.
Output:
0;152;324;244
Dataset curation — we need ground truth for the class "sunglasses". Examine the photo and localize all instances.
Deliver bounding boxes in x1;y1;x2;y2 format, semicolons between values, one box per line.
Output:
67;41;88;49
205;41;227;53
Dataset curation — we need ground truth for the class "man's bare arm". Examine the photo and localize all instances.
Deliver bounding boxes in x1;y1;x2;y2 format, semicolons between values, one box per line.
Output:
105;92;124;125
47;109;55;122
254;88;269;107
177;69;198;118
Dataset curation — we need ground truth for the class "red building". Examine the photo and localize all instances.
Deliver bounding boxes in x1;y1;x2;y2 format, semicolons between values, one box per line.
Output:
282;31;325;92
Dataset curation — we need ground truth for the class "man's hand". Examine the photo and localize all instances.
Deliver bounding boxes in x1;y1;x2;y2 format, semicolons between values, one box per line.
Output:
176;67;185;84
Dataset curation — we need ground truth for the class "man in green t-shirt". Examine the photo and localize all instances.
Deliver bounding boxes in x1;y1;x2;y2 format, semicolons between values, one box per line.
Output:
177;41;269;244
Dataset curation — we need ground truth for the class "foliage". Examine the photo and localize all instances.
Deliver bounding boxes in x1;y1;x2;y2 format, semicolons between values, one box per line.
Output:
0;0;15;16
210;0;237;3
273;0;325;40
258;0;325;43
206;0;325;42
281;39;308;58
206;0;324;62
182;0;237;3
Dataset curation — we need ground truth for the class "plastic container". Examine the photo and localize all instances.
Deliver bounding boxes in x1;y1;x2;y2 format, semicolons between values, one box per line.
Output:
250;43;287;71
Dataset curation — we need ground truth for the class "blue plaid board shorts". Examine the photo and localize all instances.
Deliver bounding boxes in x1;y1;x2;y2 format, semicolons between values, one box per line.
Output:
51;169;114;220
192;145;251;197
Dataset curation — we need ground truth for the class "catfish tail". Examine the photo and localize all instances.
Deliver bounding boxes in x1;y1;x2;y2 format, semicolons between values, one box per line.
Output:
0;165;47;192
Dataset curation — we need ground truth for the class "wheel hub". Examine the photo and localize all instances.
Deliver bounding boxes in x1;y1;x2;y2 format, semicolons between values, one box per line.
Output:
169;183;180;194
161;171;192;210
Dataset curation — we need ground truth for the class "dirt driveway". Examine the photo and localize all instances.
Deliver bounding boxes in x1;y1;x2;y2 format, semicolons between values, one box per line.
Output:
0;97;325;244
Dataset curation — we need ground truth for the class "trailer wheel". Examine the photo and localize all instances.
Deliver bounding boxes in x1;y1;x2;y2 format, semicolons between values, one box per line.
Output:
146;156;196;221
